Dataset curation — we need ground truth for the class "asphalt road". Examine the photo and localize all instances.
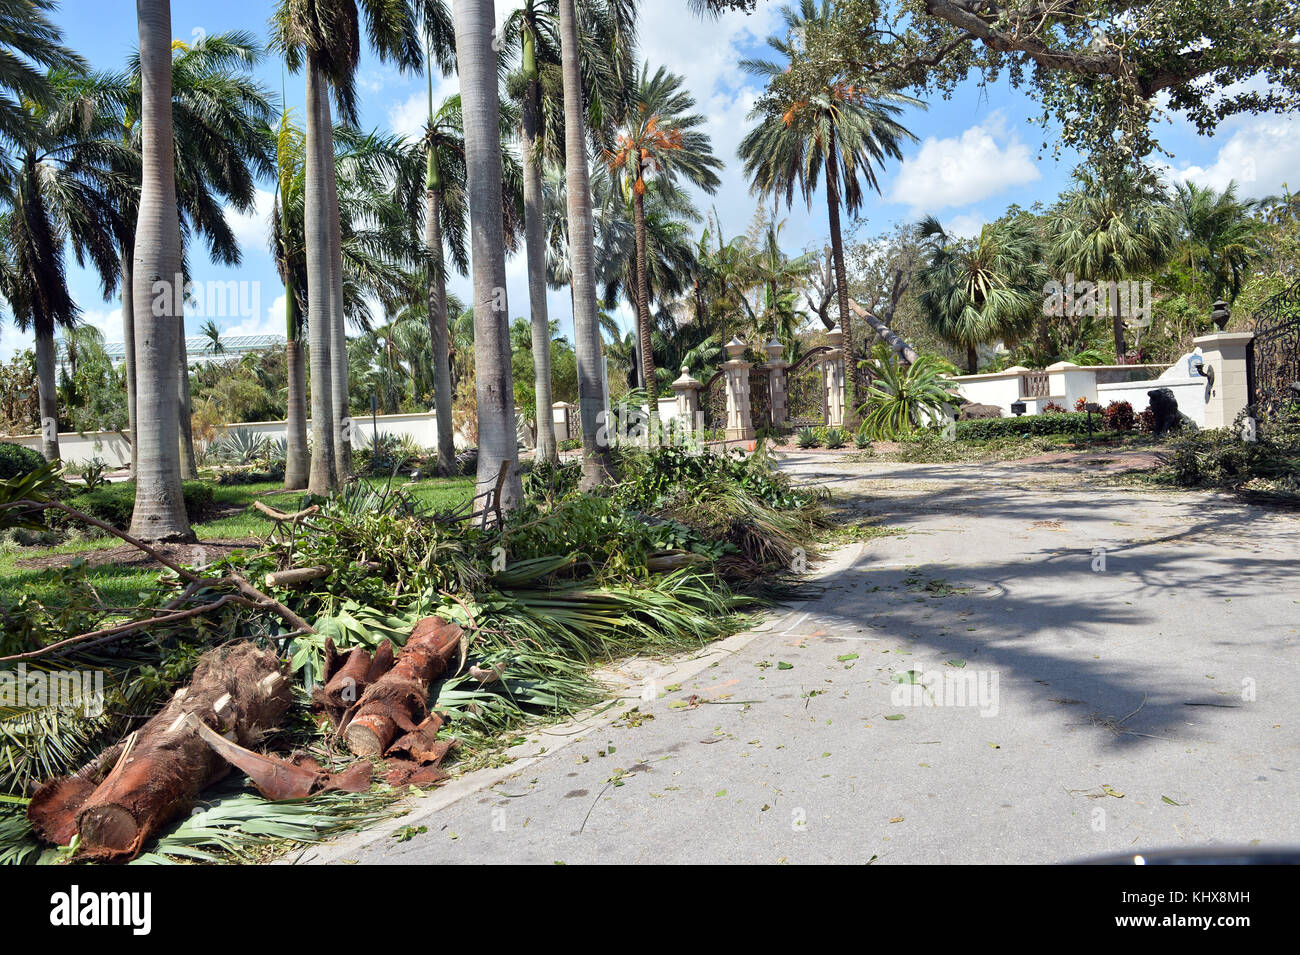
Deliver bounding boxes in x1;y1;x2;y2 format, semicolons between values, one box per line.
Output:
296;455;1300;865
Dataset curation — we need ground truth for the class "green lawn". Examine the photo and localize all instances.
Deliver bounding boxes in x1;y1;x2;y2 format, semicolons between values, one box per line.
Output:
0;474;475;609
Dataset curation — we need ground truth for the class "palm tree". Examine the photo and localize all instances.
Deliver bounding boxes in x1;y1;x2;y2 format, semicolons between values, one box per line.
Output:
739;0;920;358
557;0;616;487
0;71;127;464
0;0;83;150
200;319;225;356
129;0;193;542
413;91;469;476
1171;180;1265;304
505;0;559;464
273;0;420;493
914;216;1046;374
1046;167;1178;361
275;116;423;488
753;218;813;346
416;66;462;475
453;0;523;510
605;64;720;438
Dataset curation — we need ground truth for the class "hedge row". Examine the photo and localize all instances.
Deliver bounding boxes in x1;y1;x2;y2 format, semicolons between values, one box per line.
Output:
60;481;218;530
0;442;45;480
956;412;1091;440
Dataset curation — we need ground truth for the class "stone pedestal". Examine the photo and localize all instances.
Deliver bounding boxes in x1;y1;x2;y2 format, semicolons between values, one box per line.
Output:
763;338;789;427
670;366;703;436
824;325;846;429
723;337;755;442
1191;331;1254;430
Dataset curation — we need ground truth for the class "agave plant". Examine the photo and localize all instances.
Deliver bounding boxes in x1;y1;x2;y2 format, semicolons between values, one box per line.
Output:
210;429;271;466
824;427;847;449
856;350;960;440
796;426;820;448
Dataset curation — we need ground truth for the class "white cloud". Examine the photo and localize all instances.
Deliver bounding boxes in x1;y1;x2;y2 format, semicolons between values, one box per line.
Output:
225;188;275;258
223;293;287;340
943;213;987;240
887;112;1041;215
1162;113;1300;199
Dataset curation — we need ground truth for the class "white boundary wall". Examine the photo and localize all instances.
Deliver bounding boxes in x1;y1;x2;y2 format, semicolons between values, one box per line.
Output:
2;411;456;468
948;351;1210;427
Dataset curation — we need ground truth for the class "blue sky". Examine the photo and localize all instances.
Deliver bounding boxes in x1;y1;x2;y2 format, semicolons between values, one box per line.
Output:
2;0;1295;361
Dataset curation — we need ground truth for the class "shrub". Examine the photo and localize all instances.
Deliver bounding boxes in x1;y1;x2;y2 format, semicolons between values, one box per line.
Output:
955;412;1089;440
824;427;847;449
1137;408;1155;433
856;350;960;439
1041;401;1067;414
62;481;219;529
0;442;45;480
1159;414;1298;491
558;437;581;452
1074;397;1088;412
796;426;820;448
1102;400;1135;432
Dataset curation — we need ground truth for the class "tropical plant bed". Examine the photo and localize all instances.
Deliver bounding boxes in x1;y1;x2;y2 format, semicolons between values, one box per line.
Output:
0;446;826;864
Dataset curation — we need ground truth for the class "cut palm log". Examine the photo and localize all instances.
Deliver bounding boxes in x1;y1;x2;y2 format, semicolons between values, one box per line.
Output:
343;617;463;757
27;643;291;862
314;639;395;730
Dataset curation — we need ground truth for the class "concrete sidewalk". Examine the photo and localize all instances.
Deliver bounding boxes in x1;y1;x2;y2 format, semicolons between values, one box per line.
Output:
294;458;1300;865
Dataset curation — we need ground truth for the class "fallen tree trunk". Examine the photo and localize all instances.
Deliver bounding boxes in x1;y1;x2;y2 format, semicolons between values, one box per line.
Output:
344;617;463;757
27;642;292;862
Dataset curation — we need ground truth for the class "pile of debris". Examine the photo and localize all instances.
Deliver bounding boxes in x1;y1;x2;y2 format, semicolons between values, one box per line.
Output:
25;616;465;863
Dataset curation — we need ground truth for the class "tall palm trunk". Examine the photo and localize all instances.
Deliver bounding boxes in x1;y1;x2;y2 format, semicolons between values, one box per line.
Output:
558;0;611;488
1110;289;1127;361
284;283;308;489
631;187;659;441
304;59;336;494
33;313;59;462
120;246;138;476
966;344;977;375
425;169;456;476
824;125;852;349
176;321;197;477
323;95;351;481
521;41;557;464
453;0;522;510
129;0;194;542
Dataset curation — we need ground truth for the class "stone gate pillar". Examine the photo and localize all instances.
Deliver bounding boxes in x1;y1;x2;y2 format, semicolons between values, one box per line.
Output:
1192;329;1254;430
670;366;703;437
763;338;789;427
824;325;846;428
723;337;755;443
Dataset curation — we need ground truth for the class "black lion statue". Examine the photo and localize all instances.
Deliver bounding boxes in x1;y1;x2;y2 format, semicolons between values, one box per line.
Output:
1147;388;1182;436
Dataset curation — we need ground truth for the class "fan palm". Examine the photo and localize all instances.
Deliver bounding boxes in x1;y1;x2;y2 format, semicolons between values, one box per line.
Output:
739;0;920;357
914;215;1047;374
1045;167;1178;361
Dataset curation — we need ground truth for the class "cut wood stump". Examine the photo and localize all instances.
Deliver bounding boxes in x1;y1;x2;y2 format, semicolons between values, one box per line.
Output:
343;617;463;758
27;642;291;862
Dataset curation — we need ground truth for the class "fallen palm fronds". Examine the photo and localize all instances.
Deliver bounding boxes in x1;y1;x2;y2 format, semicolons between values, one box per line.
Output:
4;443;827;864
